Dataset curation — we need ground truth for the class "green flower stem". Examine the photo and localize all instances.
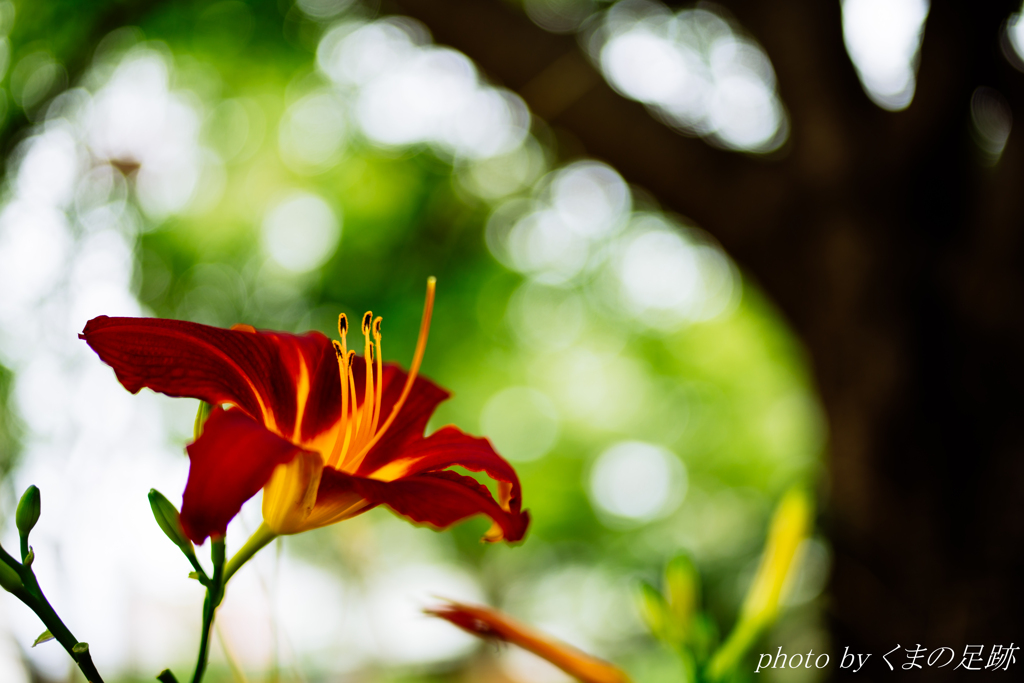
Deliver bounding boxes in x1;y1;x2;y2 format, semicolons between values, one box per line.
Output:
677;646;697;683
190;538;226;683
223;523;277;583
0;546;104;683
184;525;279;683
705;617;762;682
185;552;210;586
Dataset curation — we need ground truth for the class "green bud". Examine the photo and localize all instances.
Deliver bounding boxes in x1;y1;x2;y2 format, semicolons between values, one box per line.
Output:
0;560;23;593
636;580;671;642
664;555;699;635
148;489;197;561
16;485;40;539
194;401;213;440
72;642;89;655
32;630;54;647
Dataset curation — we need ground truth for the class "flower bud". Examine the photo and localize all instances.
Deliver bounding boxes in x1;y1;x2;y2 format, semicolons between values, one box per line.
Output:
148;489;197;561
635;581;670;642
739;487;812;625
428;600;631;683
0;560;23;593
664;555;699;635
16;485;40;539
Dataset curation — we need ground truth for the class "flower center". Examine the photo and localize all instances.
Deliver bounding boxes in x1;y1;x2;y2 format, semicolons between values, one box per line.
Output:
324;277;435;473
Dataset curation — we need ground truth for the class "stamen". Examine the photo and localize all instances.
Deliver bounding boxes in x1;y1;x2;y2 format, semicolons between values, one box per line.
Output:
370;315;384;435
327;340;350;468
338;313;348;338
346;350;360;442
348;277;436;468
335;350;358;466
360;311;375;446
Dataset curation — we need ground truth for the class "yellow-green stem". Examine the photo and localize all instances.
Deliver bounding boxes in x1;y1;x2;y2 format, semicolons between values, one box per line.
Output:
224;523;278;583
190;538;225;683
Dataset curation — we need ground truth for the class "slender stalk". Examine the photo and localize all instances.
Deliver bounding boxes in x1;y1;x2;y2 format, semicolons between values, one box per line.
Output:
677;647;697;683
704;618;761;682
0;546;105;683
190;538;226;683
185;552;211;586
223;523;277;583
187;525;279;683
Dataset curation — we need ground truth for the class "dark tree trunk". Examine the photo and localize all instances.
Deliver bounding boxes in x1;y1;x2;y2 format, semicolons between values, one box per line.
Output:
391;0;1024;676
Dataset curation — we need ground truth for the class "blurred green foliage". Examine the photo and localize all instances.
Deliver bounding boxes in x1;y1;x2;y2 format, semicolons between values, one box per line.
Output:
0;364;19;484
0;1;828;681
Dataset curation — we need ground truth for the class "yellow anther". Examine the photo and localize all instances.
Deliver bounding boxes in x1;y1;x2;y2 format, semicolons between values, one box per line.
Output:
373;316;382;339
361;312;372;335
338;313;348;338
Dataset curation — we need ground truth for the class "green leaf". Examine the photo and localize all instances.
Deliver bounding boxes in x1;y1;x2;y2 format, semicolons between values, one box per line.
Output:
32;630;54;647
157;669;181;683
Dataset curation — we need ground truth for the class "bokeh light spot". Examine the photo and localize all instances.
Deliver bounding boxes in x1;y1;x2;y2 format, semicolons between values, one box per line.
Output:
261;192;341;273
841;0;929;111
480;387;560;462
608;215;738;329
594;2;786;152
278;90;348;174
589;440;686;523
970;86;1012;164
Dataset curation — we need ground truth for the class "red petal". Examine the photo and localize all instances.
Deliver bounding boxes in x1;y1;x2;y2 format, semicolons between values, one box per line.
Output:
357;426;525;516
181;407;303;543
80;316;330;437
317;466;530;542
296;341;344;440
349;361;450;470
376;363;451;444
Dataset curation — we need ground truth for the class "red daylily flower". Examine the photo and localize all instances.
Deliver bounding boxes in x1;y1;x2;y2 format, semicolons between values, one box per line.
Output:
80;279;529;545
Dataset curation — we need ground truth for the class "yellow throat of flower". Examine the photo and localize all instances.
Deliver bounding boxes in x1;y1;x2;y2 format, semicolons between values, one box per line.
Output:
261;277;435;534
